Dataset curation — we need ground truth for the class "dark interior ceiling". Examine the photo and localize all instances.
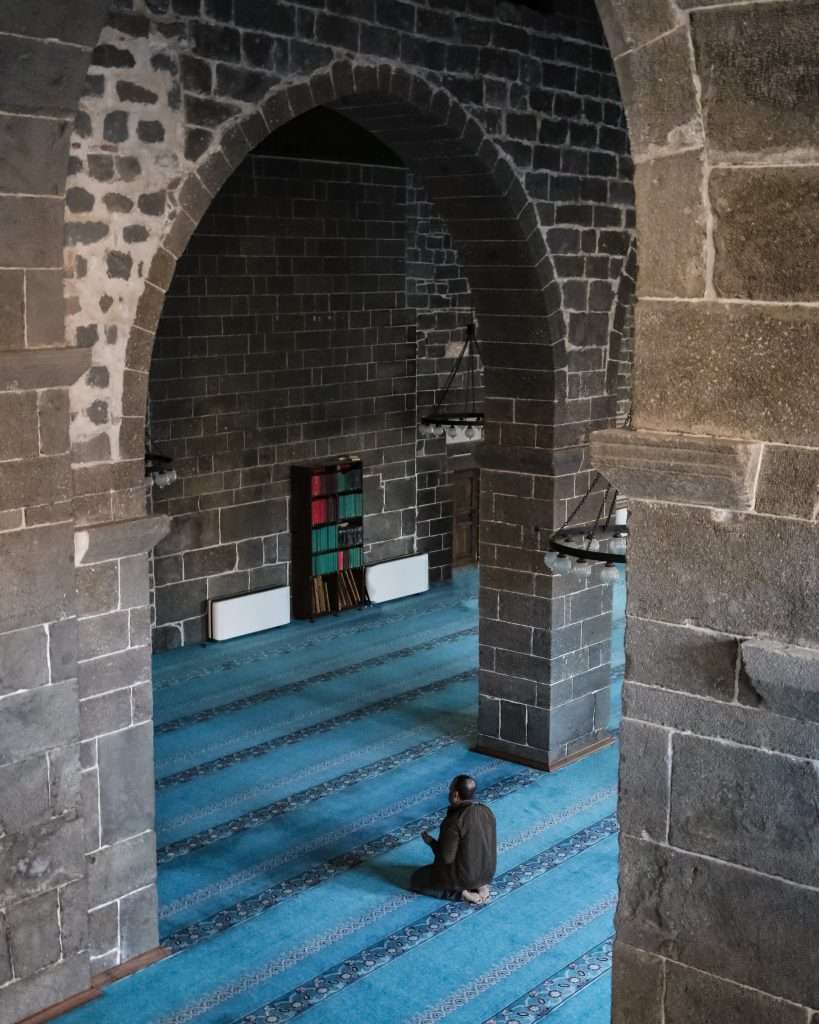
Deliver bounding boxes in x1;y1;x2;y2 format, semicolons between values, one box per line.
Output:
253;106;403;166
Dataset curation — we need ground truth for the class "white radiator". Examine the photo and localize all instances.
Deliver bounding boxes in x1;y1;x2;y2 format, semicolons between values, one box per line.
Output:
365;553;429;604
208;586;291;641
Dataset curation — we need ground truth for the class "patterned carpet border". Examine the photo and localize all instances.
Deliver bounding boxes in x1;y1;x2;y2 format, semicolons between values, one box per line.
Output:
157;721;456;836
161;769;538;949
156;669;475;790
409;903;615;1024
483;936;614;1024
153;597;468;692
156;627;478;735
232;816;618;1023
157;730;468;864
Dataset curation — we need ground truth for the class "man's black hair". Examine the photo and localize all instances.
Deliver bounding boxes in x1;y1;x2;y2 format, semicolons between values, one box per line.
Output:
451;774;476;801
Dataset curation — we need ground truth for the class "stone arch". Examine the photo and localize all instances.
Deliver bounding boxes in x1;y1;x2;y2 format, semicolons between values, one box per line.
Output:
119;60;567;460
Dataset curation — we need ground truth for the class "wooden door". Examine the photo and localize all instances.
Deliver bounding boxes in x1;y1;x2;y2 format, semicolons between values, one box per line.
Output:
452;468;479;566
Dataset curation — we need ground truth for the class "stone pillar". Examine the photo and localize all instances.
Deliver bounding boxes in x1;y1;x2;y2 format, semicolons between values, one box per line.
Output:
597;0;819;1017
476;409;617;770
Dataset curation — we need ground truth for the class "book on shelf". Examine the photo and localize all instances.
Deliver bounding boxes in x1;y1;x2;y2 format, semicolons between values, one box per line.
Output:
291;456;368;620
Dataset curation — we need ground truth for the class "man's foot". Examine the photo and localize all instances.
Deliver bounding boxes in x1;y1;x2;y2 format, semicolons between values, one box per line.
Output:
462;889;486;905
478;885;490;901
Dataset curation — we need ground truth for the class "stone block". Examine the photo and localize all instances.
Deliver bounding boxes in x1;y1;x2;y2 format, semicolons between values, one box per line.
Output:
87;829;156;907
384;477;416;510
0;454;71;511
183;544;237;579
0;0;109;47
617;834;819;1006
0;954;90;1024
57;877;88;957
0;624;49;696
76;561;120;617
635;149;706;298
82;768;100;851
77;515;171;565
671;733;819;886
7;889;61;976
79;689;132;740
120;553;150;609
154;511;219;557
617;719;669;842
0;348;90;392
220;500;286;543
755;445;819;520
47;744;81;818
0;391;37;459
120;884;159;960
624;680;819;762
0;815;84;904
711;167;819;302
49;617;78;683
88;901;118;957
0;755;49;833
0;35;88;118
98;723;154;846
595;0;679;57
665;959;808;1024
692;1;819;159
363;510;402;543
0;523;73;633
500;700;526;745
629;502;819;645
155;579;207;625
544;691;596;749
0;680;78;766
633;301;819;445
0;195;63;267
38;388;70;454
0;115;70;196
0;268;23;349
78;610;130;660
615;27;701;159
626;617;738;701
741;638;819;725
0;914;10;985
27;268;66;349
611;941;665;1024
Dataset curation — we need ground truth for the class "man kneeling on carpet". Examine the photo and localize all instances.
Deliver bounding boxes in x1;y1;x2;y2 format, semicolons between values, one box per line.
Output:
410;774;496;905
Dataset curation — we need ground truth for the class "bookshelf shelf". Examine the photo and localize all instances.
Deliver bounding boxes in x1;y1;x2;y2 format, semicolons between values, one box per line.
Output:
291;457;369;620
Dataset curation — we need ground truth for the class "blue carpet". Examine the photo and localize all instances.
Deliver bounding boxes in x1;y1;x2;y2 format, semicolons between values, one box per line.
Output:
59;568;625;1024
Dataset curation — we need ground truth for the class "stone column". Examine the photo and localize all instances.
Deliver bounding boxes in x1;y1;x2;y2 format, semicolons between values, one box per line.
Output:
597;1;819;1017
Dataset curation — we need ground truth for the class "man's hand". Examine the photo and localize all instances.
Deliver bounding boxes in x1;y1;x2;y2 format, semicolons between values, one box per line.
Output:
421;831;434;847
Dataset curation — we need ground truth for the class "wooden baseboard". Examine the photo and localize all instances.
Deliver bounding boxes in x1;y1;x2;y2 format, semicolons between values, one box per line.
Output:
17;947;171;1024
472;733;614;773
92;946;171;988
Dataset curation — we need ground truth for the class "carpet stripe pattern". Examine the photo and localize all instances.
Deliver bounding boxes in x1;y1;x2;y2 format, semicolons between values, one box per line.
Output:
58;567;624;1024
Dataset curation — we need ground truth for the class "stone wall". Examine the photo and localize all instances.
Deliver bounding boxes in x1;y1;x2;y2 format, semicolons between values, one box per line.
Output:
58;0;636;770
1;0;644;1018
148;152;417;648
592;0;819;1020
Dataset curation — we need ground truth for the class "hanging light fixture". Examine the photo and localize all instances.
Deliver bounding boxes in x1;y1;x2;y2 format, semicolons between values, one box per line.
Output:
420;321;484;443
540;472;629;580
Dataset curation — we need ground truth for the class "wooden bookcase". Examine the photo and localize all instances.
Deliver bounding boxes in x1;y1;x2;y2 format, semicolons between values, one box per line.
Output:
290;457;368;620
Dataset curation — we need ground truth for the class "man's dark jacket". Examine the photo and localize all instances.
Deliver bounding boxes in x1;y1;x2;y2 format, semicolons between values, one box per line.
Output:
430;800;497;891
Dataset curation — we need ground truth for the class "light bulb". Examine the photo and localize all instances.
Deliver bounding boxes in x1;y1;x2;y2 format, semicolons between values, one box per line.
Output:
465;425;474;439
554;554;574;576
609;534;627;554
543;550;560;570
600;563;620;583
586;536;600;551
447;425;458;438
574;558;593;579
437;425;446;438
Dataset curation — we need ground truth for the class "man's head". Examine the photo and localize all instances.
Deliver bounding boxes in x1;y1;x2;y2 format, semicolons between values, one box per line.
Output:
449;774;476;805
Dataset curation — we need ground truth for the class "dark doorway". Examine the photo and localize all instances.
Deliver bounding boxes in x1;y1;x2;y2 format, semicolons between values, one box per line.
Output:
452;467;480;566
